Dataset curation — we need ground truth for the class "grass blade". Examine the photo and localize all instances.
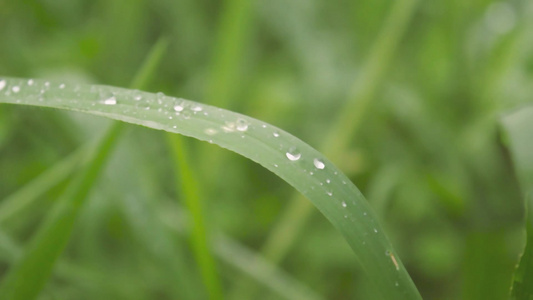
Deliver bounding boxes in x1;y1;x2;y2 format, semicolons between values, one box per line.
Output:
0;146;88;224
0;122;122;300
501;105;533;299
167;134;224;299
0;76;422;299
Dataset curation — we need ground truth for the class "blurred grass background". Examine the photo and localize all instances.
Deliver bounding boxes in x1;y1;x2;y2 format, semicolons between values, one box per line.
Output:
1;0;533;299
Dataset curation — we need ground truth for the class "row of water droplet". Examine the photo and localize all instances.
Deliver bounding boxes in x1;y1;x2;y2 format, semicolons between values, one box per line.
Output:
1;78;360;217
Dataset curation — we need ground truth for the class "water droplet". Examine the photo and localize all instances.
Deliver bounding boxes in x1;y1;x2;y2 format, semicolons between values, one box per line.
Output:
103;98;117;105
374;228;378;233
313;158;325;169
12;86;20;93
274;164;278;168
262;124;267;128
59;83;65;89
174;102;184;112
101;92;117;105
27;79;34;86
326;179;331;184
205;128;217;135
285;147;301;161
363;212;367;216
326;191;333;196
133;90;142;101
342;201;347;207
273;131;280;137
236;118;248;132
0;80;5;91
182;110;191;119
157;92;165;103
191;105;203;112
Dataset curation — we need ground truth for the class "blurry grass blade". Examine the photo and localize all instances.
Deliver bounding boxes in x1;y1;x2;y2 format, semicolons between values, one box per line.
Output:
167;135;224;300
214;235;323;300
501;105;533;299
0;122;123;300
207;0;252;108
0;146;88;224
0;77;421;299
159;202;325;300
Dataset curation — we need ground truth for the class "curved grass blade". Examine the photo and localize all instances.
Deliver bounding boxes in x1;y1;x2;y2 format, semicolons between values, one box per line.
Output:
0;77;422;299
501;105;533;299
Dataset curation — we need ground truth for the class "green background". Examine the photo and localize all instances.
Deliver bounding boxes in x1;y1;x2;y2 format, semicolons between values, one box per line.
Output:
1;0;532;299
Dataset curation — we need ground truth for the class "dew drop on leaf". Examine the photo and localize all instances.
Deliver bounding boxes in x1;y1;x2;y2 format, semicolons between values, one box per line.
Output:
313;158;325;169
12;86;20;93
342;201;347;207
157;92;165;104
0;80;6;91
236;118;248;132
273;131;280;137
133;90;142;101
285;147;301;161
191;105;203;112
174;103;184;112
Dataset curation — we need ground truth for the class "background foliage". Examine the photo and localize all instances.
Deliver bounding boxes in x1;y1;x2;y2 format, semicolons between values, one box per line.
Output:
1;0;532;299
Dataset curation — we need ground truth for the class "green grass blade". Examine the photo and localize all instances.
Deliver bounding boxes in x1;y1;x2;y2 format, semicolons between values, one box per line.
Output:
501;105;533;299
0;39;169;300
159;202;325;300
207;0;252;108
0;122;123;300
167;134;224;300
0;77;422;299
0;146;87;224
229;1;420;297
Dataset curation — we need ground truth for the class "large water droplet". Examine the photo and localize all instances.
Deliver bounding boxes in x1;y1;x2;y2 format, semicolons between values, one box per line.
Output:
313;158;325;169
27;79;34;86
12;86;20;93
236;118;248;132
0;80;5;91
286;147;301;161
273;131;280;137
